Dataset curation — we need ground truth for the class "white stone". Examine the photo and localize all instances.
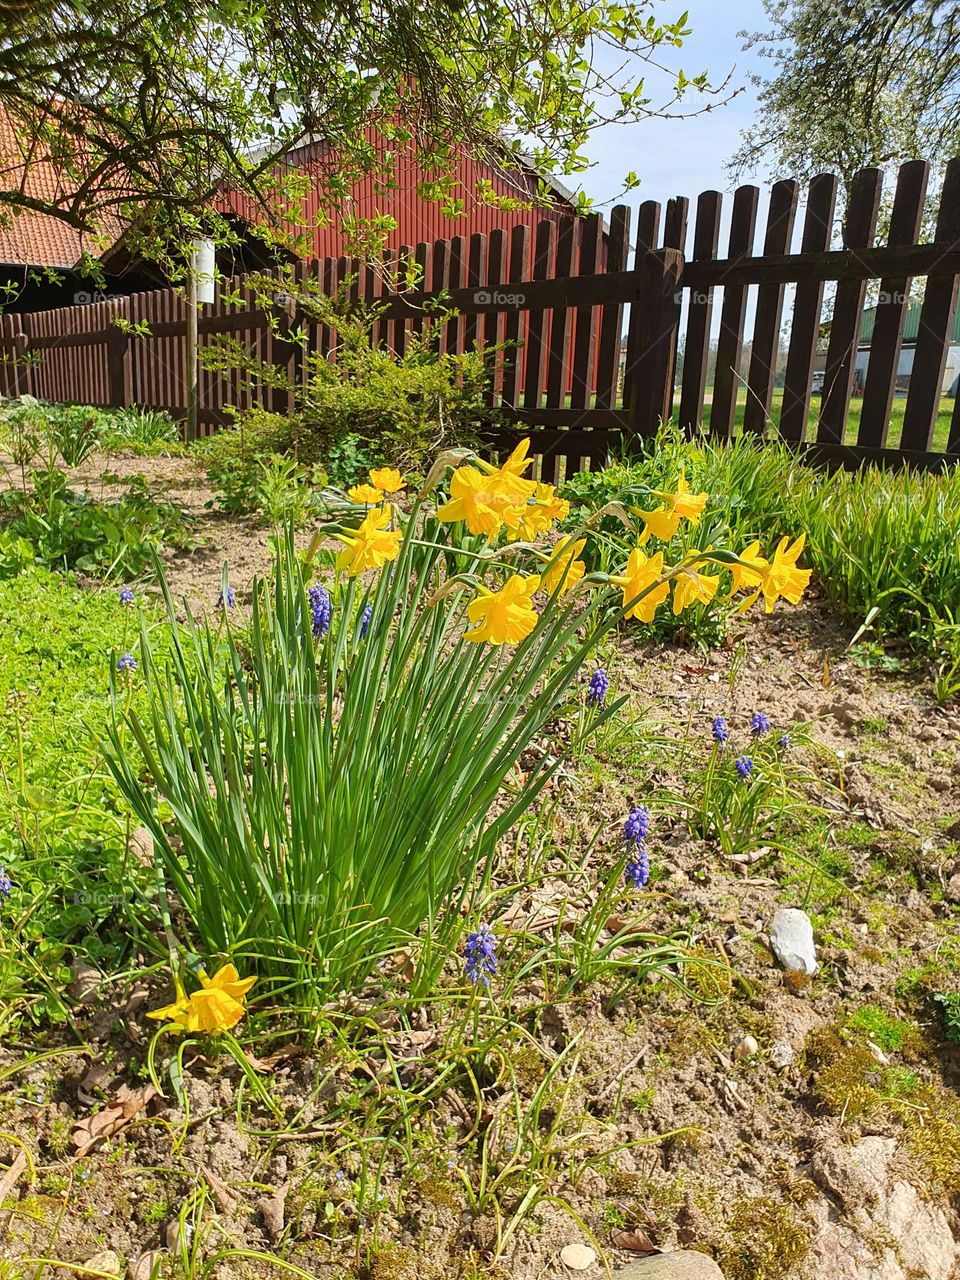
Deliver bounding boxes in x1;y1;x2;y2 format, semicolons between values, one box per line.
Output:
770;1040;795;1068
560;1243;597;1270
807;1136;960;1280
769;908;818;975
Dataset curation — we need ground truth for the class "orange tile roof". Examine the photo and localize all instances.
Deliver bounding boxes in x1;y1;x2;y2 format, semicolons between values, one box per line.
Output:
0;108;123;269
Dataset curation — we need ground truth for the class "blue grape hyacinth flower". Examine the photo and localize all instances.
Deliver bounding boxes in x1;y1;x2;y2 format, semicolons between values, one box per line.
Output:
0;868;11;899
623;805;650;847
751;711;771;737
464;924;497;987
119;587;135;606
308;585;332;638
735;755;754;781
117;653;137;673
712;715;729;747
359;603;373;639
587;667;609;707
625;845;650;889
217;585;236;610
777;732;791;751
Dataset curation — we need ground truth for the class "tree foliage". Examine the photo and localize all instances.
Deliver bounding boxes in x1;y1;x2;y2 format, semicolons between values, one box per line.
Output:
732;0;960;185
0;0;716;261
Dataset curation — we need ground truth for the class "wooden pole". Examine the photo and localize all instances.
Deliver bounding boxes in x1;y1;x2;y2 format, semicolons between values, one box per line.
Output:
185;246;198;443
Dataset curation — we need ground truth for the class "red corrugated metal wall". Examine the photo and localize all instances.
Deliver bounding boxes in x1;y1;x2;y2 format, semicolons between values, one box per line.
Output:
218;132;588;262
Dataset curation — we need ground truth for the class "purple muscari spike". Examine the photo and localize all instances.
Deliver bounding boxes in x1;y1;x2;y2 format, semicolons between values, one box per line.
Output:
217;585;236;610
712;715;729;747
119;586;135;605
735;755;754;781
625;844;650;889
117;653;137;673
0;868;11;899
623;805;650;847
750;711;771;737
464;924;497;987
308;584;332;638
777;732;791;751
587;667;609;707
359;603;373;639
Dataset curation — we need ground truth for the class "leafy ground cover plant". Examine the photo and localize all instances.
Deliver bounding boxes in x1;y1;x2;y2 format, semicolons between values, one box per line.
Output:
106;441;812;1023
1;400;194;577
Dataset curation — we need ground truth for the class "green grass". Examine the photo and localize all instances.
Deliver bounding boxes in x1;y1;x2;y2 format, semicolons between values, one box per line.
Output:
671;388;957;454
0;569;168;1031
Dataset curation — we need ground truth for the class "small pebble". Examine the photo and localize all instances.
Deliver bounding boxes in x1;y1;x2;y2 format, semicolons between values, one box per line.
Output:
770;1041;795;1069
733;1035;759;1061
560;1243;597;1271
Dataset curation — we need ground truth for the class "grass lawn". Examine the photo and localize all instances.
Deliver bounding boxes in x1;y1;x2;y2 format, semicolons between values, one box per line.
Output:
672;388;958;452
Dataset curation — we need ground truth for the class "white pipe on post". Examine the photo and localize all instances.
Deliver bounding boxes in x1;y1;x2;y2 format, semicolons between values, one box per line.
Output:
185;238;216;443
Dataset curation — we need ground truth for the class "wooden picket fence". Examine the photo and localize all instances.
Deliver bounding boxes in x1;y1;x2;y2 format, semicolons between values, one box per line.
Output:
2;156;960;475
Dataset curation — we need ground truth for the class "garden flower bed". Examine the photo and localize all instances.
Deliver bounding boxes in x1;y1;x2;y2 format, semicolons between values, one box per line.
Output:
1;416;959;1280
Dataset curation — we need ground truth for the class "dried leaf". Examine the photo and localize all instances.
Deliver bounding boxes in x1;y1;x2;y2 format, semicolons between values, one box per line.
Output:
242;1044;302;1073
610;1227;660;1254
0;1149;28;1204
127;1252;163;1280
202;1164;237;1215
258;1183;287;1243
71;1083;161;1157
78;1060;115;1107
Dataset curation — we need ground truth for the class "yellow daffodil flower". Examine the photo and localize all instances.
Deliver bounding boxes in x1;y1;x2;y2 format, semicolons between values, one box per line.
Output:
615;548;670;622
348;483;384;505
740;534;812;613
672;562;721;615
503;482;571;541
533;482;570;524
147;964;256;1036
438;466;522;539
541;537;587;597
336;505;402;576
480;439;538;504
728;541;770;595
464;573;541;645
635;471;708;544
637;504;683;544
369;467;404;493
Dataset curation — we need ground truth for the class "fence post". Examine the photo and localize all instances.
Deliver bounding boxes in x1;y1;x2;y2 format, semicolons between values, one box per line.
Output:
269;293;301;416
13;332;30;397
106;327;131;408
623;248;684;447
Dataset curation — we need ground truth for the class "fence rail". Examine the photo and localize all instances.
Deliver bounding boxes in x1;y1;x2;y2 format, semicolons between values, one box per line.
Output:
2;157;960;474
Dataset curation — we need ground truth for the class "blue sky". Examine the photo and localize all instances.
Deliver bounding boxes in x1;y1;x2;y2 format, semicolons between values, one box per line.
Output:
579;0;773;212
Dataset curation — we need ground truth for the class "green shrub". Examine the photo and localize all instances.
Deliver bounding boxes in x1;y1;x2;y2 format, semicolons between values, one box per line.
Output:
202;273;488;479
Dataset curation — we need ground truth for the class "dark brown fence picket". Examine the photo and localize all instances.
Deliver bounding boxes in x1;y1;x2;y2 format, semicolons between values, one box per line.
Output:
858;160;929;447
817;168;884;445
678;190;722;432
744;179;799;434
780;173;839;443
710;185;760;440
900;157;960;451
